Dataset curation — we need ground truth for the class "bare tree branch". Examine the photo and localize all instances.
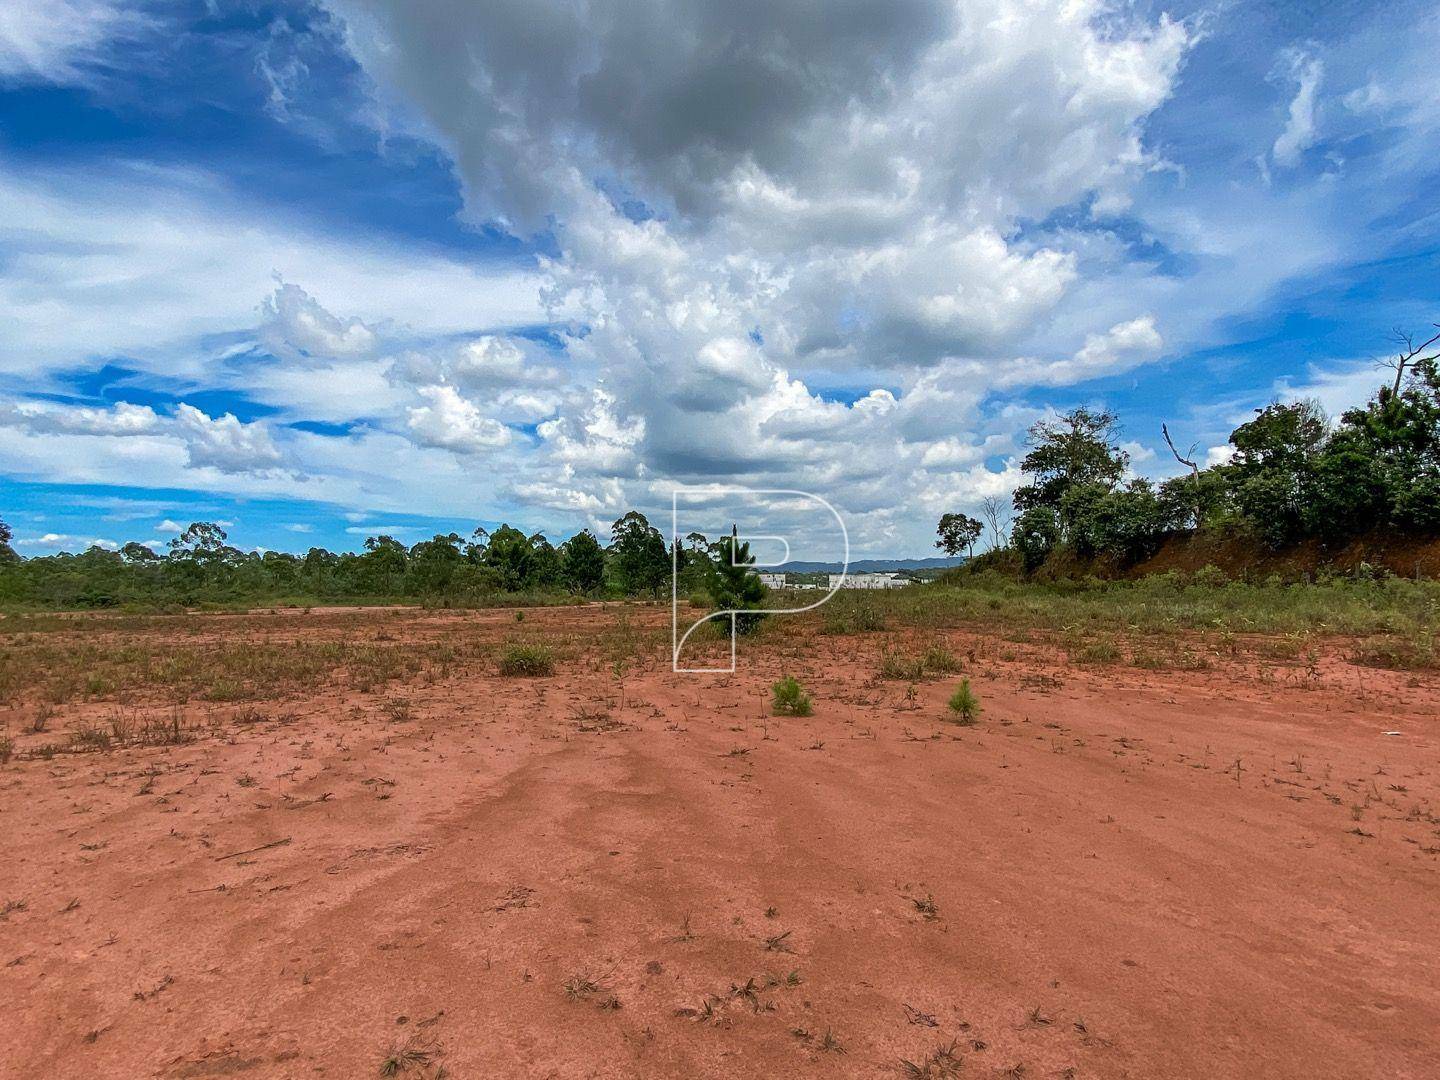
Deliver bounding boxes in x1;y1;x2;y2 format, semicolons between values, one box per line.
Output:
1161;422;1198;474
1162;422;1203;529
979;495;1009;551
1379;324;1440;395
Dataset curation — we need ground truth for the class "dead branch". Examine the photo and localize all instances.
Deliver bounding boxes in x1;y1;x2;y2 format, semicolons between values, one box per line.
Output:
1380;324;1440;394
213;837;291;861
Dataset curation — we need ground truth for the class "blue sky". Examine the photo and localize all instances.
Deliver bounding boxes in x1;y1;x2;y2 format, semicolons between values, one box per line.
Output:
1;0;1437;558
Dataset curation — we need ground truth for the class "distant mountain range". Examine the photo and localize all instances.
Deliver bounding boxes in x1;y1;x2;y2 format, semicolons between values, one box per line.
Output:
770;557;965;574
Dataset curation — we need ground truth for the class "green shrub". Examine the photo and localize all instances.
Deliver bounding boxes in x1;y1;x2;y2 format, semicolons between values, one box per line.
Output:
822;598;885;634
1073;638;1121;664
498;643;555;677
878;648;925;680
880;641;959;679
920;643;960;674
1352;633;1436;670
947;679;981;725
771;676;813;716
1189;565;1229;588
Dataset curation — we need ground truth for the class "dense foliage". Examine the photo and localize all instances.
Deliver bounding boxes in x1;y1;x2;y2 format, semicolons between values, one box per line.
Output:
0;511;762;611
949;343;1440;572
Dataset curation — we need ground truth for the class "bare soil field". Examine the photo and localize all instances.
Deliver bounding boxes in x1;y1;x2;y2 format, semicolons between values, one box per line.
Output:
2;604;1438;1078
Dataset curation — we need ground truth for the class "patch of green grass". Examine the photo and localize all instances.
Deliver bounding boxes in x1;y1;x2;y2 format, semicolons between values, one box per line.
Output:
1352;633;1437;670
1073;638;1121;664
770;676;813;716
920;643;960;674
203;677;245;701
879;640;961;680
879;648;926;681
821;598;886;634
0;626;461;707
497;642;555;677
808;569;1440;642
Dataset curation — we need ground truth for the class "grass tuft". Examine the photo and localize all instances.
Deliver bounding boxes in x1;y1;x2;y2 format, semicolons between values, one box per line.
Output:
497;643;555;677
770;676;813;716
377;1035;437;1077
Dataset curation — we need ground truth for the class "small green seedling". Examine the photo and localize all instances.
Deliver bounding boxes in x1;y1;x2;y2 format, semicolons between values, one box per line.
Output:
947;679;981;725
770;676;813;716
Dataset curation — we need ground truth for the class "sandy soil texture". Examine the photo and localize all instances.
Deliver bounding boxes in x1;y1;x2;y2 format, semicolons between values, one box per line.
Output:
2;606;1438;1078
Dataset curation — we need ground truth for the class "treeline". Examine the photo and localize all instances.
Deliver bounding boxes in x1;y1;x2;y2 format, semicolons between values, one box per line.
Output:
951;328;1440;572
0;511;748;610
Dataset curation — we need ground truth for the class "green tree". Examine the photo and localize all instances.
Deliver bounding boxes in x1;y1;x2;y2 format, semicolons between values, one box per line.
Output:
1157;469;1231;531
935;513;983;558
1316;355;1440;536
675;531;714;594
1226;400;1327;548
1012;506;1061;572
358;535;408;592
707;531;767;635
301;547;338;592
1012;408;1128;518
260;550;300;590
120;541;160;563
1007;407;1135;569
560;529;606;594
530;533;563;590
465;526;490;562
407;533;466;594
1064;479;1170;563
481;524;536;591
168;521;235;565
610;511;669;596
0;516;17;564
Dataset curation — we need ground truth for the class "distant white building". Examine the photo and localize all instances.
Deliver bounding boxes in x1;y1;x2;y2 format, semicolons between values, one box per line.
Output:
757;572;787;589
828;572;907;589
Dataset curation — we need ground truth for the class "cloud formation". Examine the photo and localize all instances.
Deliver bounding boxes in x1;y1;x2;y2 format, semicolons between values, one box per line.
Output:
5;1;1436;556
0;0;139;86
1272;48;1324;168
300;0;1193;542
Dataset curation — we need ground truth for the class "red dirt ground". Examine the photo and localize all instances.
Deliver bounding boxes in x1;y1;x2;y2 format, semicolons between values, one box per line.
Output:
2;606;1438;1078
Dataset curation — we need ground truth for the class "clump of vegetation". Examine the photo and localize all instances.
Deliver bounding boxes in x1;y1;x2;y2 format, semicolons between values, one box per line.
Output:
377;1035;439;1077
879;640;961;680
706;532;768;635
901;1039;964;1078
879;648;925;680
911;894;939;919
1073;637;1121;664
770;676;813;716
563;971;608;1000
947;680;981;725
0;509;734;612
822;597;886;634
1352;633;1437;670
920;643;960;674
498;643;555;677
801;566;1440;651
938;329;1440;578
